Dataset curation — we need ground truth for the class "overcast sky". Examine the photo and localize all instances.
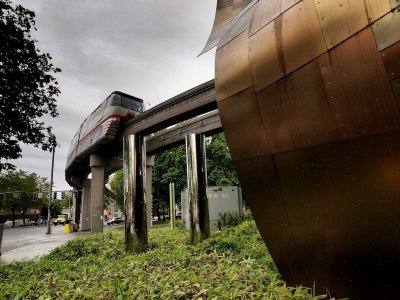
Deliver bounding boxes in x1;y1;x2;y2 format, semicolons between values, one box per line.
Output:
12;0;217;191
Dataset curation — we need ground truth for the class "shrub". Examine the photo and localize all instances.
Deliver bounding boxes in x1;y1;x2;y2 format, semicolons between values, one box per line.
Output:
0;221;331;299
217;209;253;229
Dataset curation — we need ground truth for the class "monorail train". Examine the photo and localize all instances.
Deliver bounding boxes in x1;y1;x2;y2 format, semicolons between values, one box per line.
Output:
66;91;144;173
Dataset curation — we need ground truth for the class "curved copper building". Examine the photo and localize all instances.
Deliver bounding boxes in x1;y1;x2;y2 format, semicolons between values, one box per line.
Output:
204;0;400;298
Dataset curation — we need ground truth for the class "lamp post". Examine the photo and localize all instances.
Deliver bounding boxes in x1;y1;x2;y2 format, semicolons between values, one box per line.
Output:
46;146;55;235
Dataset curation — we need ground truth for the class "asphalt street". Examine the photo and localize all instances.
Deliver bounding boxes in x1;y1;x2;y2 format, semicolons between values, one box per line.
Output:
0;224;91;263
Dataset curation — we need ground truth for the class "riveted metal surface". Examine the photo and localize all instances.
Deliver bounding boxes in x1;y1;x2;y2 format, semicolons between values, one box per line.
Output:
317;29;400;140
217;3;257;49
201;0;256;54
391;77;400;104
202;18;234;55
256;81;294;153
234;155;303;285
381;42;400;80
281;0;327;74
282;59;339;149
249;19;285;92
314;0;368;49
280;0;301;13
217;0;233;9
250;0;281;35
217;87;271;161
273;149;329;290
364;0;391;22
390;0;400;9
372;9;400;51
272;131;400;298
210;0;400;297
215;31;254;101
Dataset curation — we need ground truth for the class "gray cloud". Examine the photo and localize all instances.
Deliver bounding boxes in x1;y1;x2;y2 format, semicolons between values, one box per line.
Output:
12;0;217;190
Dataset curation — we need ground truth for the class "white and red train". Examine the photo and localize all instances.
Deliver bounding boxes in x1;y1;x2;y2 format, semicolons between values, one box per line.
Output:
66;91;143;173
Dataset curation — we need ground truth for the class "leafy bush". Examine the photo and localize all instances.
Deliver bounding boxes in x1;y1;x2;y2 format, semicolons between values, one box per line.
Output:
0;221;331;299
217;209;253;229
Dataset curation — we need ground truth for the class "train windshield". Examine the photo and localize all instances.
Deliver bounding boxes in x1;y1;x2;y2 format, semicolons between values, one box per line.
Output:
121;97;144;113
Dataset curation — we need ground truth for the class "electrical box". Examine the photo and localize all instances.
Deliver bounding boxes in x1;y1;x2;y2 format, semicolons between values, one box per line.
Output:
181;186;242;230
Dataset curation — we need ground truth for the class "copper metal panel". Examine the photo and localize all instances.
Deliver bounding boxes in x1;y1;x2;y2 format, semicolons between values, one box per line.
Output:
280;0;301;13
256;81;294;154
217;87;271;161
234;155;304;284
281;0;327;74
391;77;400;105
217;3;257;49
273;149;329;290
256;59;340;154
317;29;400;140
364;0;391;23
201;18;234;55
201;0;255;54
282;60;339;149
249;19;284;92
313;0;368;49
250;0;281;35
372;9;400;51
381;42;400;80
272;131;400;298
215;31;254;101
390;0;400;9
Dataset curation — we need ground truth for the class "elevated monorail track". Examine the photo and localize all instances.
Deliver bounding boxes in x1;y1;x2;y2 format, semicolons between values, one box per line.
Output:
66;79;219;185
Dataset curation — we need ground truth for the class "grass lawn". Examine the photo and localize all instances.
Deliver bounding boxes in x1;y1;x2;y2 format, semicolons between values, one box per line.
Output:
0;221;330;299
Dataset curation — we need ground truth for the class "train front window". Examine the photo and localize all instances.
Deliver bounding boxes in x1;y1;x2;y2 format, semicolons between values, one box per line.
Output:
107;94;121;106
121;97;144;113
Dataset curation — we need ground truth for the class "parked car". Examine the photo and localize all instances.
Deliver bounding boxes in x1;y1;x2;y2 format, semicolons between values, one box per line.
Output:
16;218;33;226
4;218;33;227
4;220;21;227
53;214;68;226
107;217;124;225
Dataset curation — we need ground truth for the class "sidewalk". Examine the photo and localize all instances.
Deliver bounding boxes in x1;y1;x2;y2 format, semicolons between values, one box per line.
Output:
0;225;90;263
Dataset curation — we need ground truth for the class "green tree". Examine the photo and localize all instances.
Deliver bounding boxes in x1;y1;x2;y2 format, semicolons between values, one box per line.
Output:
206;133;239;186
108;134;239;219
0;0;61;171
0;169;50;225
110;170;124;210
153;145;187;219
152;133;239;217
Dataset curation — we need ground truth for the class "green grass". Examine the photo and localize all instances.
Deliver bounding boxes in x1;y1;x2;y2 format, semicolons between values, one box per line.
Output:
151;220;171;228
0;221;330;299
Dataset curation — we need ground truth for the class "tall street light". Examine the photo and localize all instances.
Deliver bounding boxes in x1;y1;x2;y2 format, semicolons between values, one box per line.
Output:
46;142;56;235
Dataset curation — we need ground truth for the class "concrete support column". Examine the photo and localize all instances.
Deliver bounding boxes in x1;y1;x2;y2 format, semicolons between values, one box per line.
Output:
90;154;106;233
146;155;154;228
73;188;82;226
123;134;148;252
185;133;210;244
81;179;91;231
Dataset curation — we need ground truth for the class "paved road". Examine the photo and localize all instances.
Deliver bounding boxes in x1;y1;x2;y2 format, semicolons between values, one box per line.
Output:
0;225;91;263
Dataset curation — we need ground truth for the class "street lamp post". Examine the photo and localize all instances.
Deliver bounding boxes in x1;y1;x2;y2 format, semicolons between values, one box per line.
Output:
46;147;55;235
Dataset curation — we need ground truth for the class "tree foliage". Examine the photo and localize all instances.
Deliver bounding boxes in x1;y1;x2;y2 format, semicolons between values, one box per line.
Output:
0;169;50;223
152;133;239;210
153;144;187;214
206;133;239;186
0;0;60;171
108;134;239;215
110;170;124;210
